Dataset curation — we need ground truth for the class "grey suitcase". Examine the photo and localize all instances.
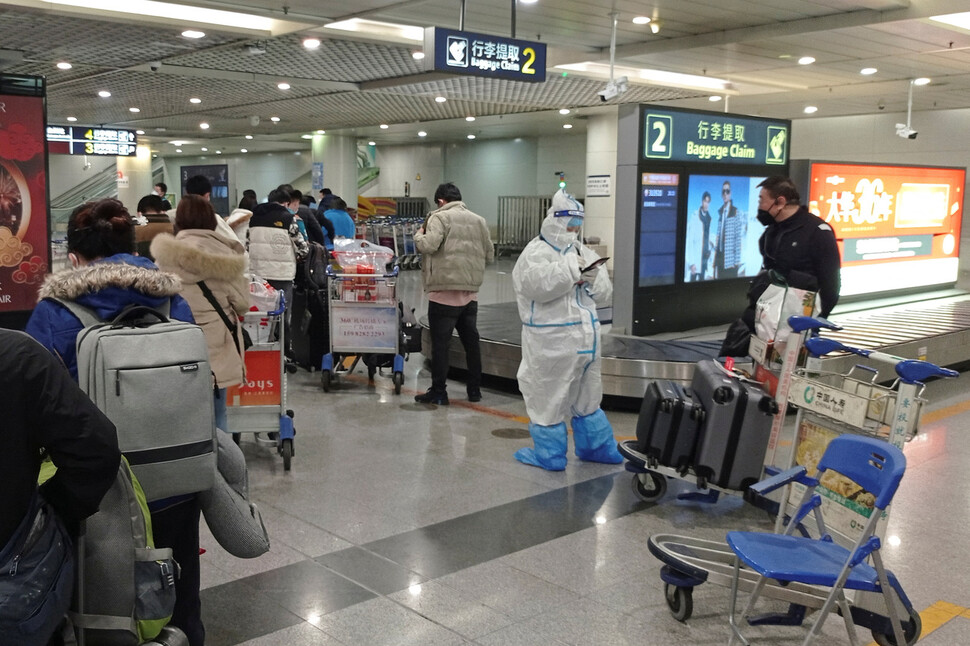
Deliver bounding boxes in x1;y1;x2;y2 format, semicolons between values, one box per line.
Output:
690;359;777;490
635;380;703;471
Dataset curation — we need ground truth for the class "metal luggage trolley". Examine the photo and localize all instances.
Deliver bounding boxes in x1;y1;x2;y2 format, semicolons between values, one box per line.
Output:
400;219;420;269
321;245;405;394
647;318;958;645
226;293;297;471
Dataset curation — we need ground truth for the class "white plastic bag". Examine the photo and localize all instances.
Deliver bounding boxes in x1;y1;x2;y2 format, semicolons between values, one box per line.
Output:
248;275;279;312
755;282;820;343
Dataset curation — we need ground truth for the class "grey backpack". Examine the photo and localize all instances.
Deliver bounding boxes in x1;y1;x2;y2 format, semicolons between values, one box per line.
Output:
53;298;216;502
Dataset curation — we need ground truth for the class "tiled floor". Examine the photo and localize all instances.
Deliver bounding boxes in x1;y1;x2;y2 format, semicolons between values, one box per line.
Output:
199;261;970;645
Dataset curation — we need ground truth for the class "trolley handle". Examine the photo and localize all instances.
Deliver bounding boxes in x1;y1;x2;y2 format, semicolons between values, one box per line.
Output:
894;359;959;385
803;336;867;358
268;292;285;317
846;364;880;383
787;315;841;334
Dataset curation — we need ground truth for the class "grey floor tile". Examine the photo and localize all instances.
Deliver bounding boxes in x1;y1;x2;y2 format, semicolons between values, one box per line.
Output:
315;597;468;646
315;546;426;595
200;580;304;646
243;560;378;621
388;579;516;640
235;621;347;645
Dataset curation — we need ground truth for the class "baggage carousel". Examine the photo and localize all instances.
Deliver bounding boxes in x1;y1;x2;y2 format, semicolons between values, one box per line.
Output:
424;291;970;398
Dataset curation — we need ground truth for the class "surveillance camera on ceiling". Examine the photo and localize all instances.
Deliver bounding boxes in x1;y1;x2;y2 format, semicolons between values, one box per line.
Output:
895;123;918;139
597;75;629;102
249;115;260;127
247;42;266;55
149;61;161;72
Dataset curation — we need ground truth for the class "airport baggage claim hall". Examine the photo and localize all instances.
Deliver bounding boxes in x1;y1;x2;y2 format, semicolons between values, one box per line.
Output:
3;1;970;644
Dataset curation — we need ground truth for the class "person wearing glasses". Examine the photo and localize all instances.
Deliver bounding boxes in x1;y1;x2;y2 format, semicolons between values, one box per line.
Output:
714;181;745;278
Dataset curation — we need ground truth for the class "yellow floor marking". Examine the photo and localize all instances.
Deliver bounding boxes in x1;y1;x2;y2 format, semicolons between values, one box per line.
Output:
921;399;970;425
864;600;966;646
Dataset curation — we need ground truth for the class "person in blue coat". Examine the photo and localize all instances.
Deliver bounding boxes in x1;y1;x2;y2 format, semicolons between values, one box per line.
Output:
325;197;357;240
25;198;206;646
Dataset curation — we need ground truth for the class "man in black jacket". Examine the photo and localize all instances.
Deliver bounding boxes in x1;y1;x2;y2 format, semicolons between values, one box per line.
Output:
1;329;119;546
719;176;841;356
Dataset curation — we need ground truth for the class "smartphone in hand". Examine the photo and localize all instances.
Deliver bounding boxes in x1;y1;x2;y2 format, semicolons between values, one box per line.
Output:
581;257;609;274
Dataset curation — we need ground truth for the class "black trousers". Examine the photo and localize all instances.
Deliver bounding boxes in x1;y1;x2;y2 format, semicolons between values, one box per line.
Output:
151;497;204;646
427;300;482;394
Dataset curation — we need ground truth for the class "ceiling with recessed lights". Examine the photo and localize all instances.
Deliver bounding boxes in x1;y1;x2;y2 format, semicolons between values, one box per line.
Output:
3;0;970;155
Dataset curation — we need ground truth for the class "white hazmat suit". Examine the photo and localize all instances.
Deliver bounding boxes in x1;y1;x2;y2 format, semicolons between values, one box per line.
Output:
511;190;623;470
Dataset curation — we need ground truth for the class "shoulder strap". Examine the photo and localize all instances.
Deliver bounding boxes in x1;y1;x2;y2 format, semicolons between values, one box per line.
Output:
50;297;102;328
197;281;237;336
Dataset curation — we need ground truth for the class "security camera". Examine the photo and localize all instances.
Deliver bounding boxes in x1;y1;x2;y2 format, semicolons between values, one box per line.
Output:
895;123;918;139
249;115;260;127
597;76;628;102
149;61;162;72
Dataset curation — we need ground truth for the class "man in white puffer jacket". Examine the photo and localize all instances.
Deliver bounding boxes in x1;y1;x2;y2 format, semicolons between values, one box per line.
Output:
512;189;622;471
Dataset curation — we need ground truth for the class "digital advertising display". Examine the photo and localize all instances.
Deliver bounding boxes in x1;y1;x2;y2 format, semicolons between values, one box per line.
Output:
683;174;766;283
638;173;678;287
0;75;50;323
798;161;965;297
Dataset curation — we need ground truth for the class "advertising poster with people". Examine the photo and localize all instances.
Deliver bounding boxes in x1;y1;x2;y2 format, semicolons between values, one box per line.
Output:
683;174;765;282
0;91;49;314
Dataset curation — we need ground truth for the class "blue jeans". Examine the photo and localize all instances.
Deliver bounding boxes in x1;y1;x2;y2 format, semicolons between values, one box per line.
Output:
214;387;228;433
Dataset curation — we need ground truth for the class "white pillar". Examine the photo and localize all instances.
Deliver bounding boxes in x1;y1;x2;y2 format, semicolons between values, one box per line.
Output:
312;134;358;209
582;109;619;263
115;145;153;213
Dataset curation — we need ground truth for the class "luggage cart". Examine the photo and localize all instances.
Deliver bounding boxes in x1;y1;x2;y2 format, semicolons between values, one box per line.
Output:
646;321;957;644
226;295;297;471
400;218;421;270
321;246;405;394
618;315;833;504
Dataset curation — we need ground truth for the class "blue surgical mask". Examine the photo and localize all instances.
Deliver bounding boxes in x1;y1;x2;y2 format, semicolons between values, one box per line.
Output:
287;207;297;215
567;216;584;229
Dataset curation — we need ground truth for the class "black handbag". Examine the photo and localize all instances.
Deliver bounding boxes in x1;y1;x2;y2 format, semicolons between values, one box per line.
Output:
198;281;252;354
0;491;74;646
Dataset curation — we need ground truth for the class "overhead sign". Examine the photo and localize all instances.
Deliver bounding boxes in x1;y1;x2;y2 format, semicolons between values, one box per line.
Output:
46;125;137;156
423;27;546;82
642;107;789;166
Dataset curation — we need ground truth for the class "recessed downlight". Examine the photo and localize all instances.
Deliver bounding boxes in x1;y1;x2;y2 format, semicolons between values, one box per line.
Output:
175;148;182;153
301;134;312;139
199;122;210;129
435;96;447;103
277;82;291;90
860;67;878;75
563;123;573;129
632;16;651;25
380;124;389;129
189;97;202;104
315;129;326;134
465;116;475;122
914;77;931;85
270;116;281;122
368;141;376;146
129;107;140;112
98;90;111;98
559;108;570;115
412;51;425;60
303;37;321;49
182;30;205;39
245;135;253;139
67;116;77;122
135;129;145;134
241;148;248;153
803;105;818;114
798;56;816;65
56;61;72;70
418;130;427;137
709;95;722;102
467;134;476;139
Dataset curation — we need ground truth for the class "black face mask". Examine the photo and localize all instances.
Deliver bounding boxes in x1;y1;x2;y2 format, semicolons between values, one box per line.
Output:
757;209;775;226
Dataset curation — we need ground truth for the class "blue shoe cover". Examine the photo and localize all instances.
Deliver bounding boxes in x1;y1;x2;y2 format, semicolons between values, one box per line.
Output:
572;409;623;464
514;422;567;471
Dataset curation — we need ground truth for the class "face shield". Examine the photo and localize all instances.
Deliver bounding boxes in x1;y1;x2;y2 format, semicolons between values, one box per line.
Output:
554;209;585;230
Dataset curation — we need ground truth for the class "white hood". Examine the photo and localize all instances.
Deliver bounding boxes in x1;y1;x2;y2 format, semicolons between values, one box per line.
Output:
540;189;583;250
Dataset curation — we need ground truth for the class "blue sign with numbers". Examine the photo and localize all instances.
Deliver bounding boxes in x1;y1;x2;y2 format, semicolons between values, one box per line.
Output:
423;27;546;82
643;108;789;166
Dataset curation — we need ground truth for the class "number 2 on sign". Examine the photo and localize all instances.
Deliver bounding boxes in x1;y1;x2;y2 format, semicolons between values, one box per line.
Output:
522;47;536;74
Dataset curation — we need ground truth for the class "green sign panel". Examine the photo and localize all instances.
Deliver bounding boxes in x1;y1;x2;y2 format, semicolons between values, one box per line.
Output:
643;108;789;166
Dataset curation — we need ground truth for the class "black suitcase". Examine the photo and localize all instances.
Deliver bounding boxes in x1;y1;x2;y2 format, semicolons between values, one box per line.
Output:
290;286;330;371
690;359;778;490
635;380;703;471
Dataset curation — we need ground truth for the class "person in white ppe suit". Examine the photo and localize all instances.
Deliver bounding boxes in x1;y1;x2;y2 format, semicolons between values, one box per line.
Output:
512;189;623;470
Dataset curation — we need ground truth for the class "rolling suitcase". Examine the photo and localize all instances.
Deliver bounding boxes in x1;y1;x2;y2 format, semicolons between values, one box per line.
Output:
635;380;703;471
290;286;330;371
690;359;778;490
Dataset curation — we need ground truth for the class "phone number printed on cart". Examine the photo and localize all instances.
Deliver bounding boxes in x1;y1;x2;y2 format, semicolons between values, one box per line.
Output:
333;307;397;350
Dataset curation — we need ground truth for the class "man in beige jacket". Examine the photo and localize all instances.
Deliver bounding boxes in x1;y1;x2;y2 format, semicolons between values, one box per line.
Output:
413;183;494;405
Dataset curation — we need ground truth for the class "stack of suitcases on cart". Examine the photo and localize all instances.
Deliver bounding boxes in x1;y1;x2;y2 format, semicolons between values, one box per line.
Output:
635;359;779;492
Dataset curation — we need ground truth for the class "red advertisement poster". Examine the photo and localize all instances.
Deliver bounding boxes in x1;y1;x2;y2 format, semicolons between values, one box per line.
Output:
0;93;49;313
227;350;281;406
806;162;965;296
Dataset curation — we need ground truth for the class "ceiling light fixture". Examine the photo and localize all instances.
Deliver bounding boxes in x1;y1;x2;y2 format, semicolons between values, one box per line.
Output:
325;18;424;42
380;123;389;129
803;105;818;114
519;0;538;4
169;140;187;145
56;61;72;70
67;116;77;121
301;134;312;139
559;108;570;115
98;90;111;97
175;148;182;153
860;67;877;75
216;150;222;154
315;129;326;134
709;95;722;102
368;141;376;146
135;129;144;134
302;37;321;49
798;56;816;65
189;97;202;104
201;147;208;151
467;134;476;139
418;130;427;137
277;82;291;90
199;122;209;129
632;16;651;25
412;51;425;60
41;0;276;33
930;12;970;31
556;62;732;93
270;116;280;122
649;20;661;34
241;148;248;153
914;77;931;85
563;123;573;129
245;134;253;139
182;29;205;38
465;116;475;122
129;107;140;112
435;96;447;103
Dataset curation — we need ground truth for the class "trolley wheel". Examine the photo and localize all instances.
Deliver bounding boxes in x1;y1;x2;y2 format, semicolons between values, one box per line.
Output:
392;371;403;394
281;439;293;471
664;583;693;622
871;607;922;646
631;471;667;502
321;369;332;392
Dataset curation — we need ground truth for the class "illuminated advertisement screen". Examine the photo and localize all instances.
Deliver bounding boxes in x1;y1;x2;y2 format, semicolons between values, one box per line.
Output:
0;90;50;314
683;174;766;282
637;173;679;287
805;162;965;296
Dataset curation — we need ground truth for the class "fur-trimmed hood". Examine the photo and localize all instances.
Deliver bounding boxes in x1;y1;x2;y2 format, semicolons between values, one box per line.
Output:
150;230;246;283
38;254;182;302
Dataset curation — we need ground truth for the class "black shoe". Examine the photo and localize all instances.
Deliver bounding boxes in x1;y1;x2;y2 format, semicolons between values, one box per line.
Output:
415;390;449;405
467;389;482;403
